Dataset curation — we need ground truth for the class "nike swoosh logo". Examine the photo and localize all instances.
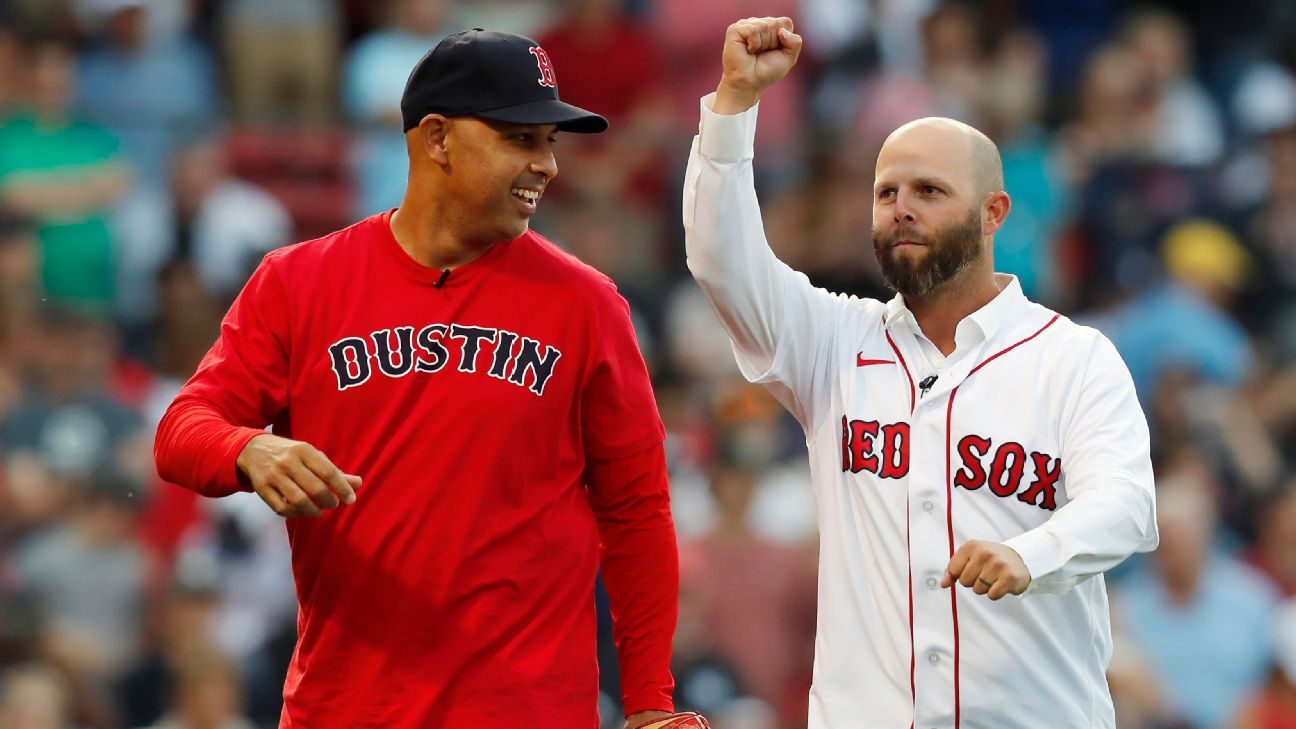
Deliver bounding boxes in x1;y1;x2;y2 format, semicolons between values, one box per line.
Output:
856;355;895;367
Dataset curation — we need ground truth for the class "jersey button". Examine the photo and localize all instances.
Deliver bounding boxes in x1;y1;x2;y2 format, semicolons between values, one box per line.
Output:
922;500;934;512
928;653;940;664
926;577;938;589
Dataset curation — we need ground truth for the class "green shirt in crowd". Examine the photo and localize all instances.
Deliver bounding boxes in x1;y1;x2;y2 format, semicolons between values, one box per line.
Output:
0;112;121;310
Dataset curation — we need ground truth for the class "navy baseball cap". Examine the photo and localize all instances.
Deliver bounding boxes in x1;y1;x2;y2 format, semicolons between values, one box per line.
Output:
400;29;608;134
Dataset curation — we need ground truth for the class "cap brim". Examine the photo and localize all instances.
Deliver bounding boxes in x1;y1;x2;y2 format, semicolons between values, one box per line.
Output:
474;99;609;134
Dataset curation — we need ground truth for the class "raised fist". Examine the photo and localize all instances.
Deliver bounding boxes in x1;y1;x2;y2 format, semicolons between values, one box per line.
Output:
715;16;803;114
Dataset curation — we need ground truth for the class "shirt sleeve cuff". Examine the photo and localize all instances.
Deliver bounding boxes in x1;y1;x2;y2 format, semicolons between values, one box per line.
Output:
1003;528;1065;595
211;426;267;494
697;92;758;162
621;687;675;717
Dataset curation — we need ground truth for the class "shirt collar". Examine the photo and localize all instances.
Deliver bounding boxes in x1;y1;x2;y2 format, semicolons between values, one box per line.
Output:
884;274;1027;342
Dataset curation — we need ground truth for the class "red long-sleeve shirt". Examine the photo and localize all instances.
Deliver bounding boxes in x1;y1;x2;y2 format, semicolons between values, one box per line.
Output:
155;211;678;727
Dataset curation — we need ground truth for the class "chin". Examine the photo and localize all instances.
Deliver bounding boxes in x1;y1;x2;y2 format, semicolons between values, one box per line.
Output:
487;219;528;242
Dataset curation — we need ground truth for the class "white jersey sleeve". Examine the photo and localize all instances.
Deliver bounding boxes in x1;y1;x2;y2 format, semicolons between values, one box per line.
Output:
683;93;857;433
1003;331;1159;594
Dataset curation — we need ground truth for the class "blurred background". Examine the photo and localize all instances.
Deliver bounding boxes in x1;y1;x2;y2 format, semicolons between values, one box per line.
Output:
0;0;1294;727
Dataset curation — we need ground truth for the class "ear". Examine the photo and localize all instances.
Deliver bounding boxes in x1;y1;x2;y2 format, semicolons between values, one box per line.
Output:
982;191;1011;236
415;114;451;166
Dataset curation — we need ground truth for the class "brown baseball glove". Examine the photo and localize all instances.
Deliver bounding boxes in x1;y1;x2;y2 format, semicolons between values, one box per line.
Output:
632;712;711;729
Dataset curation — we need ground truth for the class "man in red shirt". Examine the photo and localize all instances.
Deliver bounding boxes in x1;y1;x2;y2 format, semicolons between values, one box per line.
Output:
154;29;679;729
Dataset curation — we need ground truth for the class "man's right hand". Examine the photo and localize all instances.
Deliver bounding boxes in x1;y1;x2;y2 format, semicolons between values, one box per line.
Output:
714;16;803;115
236;434;362;518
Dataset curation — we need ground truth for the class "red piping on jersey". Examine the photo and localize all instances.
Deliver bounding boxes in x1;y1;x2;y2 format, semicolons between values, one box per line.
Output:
886;321;917;723
943;313;1059;728
884;330;915;414
943;397;962;728
907;507;915;724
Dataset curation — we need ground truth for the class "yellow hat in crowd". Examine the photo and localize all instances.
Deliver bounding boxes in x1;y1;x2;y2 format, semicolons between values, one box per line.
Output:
1161;219;1252;291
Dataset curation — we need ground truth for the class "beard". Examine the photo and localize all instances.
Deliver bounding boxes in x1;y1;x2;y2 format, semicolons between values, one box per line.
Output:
872;208;984;298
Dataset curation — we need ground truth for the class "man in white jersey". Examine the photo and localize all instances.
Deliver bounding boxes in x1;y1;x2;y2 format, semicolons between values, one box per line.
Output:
683;16;1159;729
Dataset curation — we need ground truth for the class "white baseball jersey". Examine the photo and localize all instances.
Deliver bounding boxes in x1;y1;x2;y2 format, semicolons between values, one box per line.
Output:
683;94;1159;729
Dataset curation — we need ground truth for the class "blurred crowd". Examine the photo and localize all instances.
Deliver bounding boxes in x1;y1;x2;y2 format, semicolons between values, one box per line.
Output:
0;0;1295;728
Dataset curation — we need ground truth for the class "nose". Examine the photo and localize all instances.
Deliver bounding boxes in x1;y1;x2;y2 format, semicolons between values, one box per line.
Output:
892;191;916;224
531;150;557;181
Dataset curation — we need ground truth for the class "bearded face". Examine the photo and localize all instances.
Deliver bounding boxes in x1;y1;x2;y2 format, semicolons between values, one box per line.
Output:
871;207;984;298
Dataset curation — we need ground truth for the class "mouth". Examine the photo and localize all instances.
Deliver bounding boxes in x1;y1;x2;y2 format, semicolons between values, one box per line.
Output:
892;239;926;249
510;186;542;215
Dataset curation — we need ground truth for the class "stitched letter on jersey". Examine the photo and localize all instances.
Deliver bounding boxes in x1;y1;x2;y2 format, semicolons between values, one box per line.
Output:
954;433;1061;511
840;416;910;478
327;323;563;396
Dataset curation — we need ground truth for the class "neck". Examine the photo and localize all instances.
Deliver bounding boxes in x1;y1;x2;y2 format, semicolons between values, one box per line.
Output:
390;189;499;271
905;264;1002;356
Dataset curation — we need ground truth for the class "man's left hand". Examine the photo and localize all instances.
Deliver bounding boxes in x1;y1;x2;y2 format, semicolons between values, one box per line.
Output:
941;540;1031;600
624;711;671;729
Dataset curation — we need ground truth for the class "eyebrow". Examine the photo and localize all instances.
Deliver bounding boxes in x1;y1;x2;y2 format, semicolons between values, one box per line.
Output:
874;176;957;192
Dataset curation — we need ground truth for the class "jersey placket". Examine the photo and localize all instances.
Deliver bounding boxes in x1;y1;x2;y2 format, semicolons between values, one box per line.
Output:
888;321;991;729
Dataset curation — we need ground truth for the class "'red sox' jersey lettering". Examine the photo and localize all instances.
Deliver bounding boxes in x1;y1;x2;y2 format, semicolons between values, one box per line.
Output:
952;435;1060;511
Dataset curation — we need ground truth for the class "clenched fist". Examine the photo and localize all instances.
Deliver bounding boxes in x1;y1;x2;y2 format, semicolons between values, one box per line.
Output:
941;540;1032;600
236;433;362;518
714;16;803;115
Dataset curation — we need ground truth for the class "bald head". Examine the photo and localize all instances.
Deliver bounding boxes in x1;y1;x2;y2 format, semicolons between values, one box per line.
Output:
871;116;1011;300
880;117;1003;201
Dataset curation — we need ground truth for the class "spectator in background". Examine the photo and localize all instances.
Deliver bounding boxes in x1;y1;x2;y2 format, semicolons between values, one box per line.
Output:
2;307;144;493
117;581;222;728
651;0;805;174
977;28;1067;302
0;34;131;313
671;550;755;724
128;261;222;563
1115;468;1278;729
138;261;223;427
919;2;990;122
1122;9;1225;168
14;470;151;681
1060;40;1222;303
115;135;292;334
444;0;553;38
1053;40;1159;303
544;194;667;298
1239;115;1296;339
133;649;254;729
1233;600;1296;729
0;663;74;729
1057;41;1158;182
342;0;449;216
679;451;816;726
1245;483;1296;599
537;0;672;208
0;209;36;374
0;25;22;114
75;0;218;189
1091;219;1254;403
1225;60;1296;213
219;0;338;122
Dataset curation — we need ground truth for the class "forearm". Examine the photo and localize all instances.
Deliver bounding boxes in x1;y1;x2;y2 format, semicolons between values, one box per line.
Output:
1;164;130;216
587;444;678;715
154;395;265;497
1004;477;1157;594
1007;335;1159;594
683;94;802;365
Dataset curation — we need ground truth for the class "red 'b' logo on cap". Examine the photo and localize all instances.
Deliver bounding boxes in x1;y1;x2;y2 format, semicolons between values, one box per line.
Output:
529;46;557;88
